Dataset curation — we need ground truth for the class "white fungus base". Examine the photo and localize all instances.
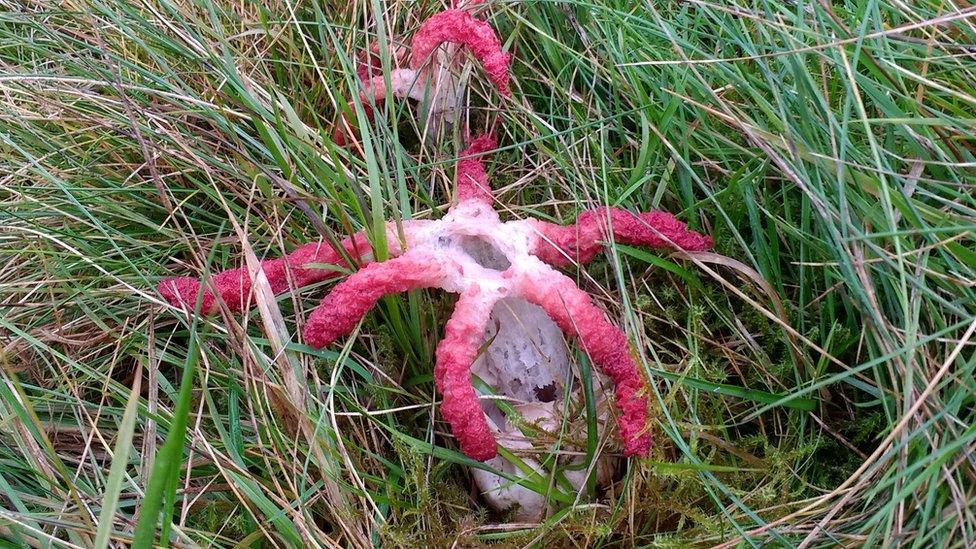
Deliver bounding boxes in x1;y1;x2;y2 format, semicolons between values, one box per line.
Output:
470;298;616;522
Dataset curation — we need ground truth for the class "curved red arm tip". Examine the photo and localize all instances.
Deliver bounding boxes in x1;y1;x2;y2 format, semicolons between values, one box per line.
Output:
302;251;449;348
158;235;371;315
434;286;500;460
410;9;511;96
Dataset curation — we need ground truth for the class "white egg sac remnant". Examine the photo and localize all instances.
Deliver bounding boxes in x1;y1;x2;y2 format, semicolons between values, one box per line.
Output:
471;297;617;521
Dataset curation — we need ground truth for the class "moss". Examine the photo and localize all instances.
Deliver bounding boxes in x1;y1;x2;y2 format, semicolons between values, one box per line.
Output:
184;499;256;545
379;439;486;547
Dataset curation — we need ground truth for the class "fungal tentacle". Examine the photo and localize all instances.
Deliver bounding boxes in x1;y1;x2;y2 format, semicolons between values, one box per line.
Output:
409;9;511;96
434;285;502;460
454;134;497;204
529;207;713;267
160;128;715;463
334;9;511;146
159;233;374;315
303;250;454;348
513;263;653;457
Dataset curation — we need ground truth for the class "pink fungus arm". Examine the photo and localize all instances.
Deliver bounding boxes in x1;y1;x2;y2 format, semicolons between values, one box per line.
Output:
515;265;653;457
410;9;511;96
434;286;500;460
303;251;451;348
158;233;372;315
530;207;713;267
454;134;497;203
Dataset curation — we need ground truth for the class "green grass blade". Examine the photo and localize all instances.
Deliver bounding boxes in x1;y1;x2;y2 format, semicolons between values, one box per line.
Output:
94;361;144;549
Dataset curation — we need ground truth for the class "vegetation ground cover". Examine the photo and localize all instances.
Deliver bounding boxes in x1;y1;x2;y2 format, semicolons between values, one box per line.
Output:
1;0;974;546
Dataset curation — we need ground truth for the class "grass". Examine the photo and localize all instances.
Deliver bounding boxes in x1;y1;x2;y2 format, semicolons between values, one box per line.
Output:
1;0;975;546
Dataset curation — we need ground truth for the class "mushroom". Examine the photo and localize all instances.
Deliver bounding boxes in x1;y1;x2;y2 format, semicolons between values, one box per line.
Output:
159;4;713;522
159;134;712;465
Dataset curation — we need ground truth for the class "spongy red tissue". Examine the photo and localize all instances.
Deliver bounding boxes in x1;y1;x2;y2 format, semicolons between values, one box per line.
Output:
335;7;511;147
515;270;652;456
454;134;497;203
159;234;371;315
434;286;501;461
530;207;713;267
302;251;449;349
410;9;511;96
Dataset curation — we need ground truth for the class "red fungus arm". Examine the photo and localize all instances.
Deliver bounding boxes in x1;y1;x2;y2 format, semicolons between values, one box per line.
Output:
159;234;373;315
303;250;452;348
335;9;510;146
434;286;500;460
529;207;713;267
514;264;653;457
455;134;496;204
410;9;511;96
